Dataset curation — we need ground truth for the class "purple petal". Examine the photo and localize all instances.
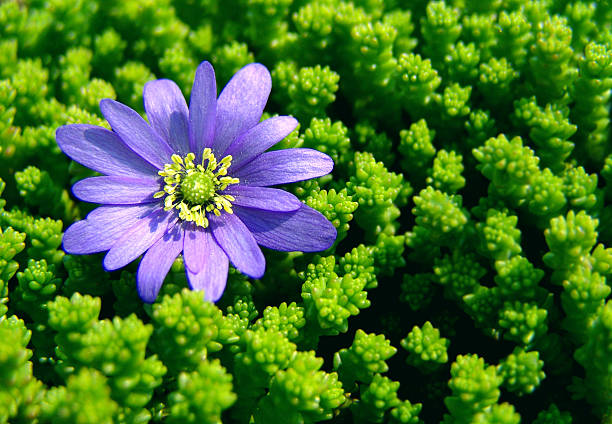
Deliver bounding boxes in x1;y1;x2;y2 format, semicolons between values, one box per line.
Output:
209;213;265;279
182;223;208;274
63;220;106;254
56;124;159;178
234;204;337;252
63;204;158;254
103;209;178;271
72;176;160;205
137;224;184;303
100;98;174;169
144;79;190;155
232;148;334;186
189;61;217;159
224;116;298;169
223;186;302;212
184;227;229;302
212;63;271;156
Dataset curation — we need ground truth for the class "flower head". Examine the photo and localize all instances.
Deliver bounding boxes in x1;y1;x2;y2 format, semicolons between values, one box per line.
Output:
57;61;336;302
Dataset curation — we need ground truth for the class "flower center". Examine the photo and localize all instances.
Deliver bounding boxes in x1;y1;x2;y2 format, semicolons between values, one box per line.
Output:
181;172;216;204
154;148;239;228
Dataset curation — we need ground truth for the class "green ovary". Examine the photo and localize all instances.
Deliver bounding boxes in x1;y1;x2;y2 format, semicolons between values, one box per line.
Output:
181;172;216;204
154;149;239;228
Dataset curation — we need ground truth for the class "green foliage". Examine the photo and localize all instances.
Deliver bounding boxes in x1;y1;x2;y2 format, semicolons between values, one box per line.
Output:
443;354;503;424
464;109;496;151
14;258;61;322
0;208;64;266
389;400;423;424
498;301;548;346
351;374;402;423
159;43;196;96
301;255;370;336
15;166;76;222
232;327;296;420
528;16;577;104
349;22;398;89
409;186;468;247
561;263;610;343
286;65;340;122
3;0;612;422
572;42;612;165
300;117;352;165
41;368;118;424
439;83;471;126
562;166;599;211
494;9;532;68
302;186;358;246
150;289;237;375
212;41;255;87
443;42;480;85
0;225;26;316
470;403;521;424
434;250;485;299
396;53;442;113
513;96;576;171
255;351;345;424
533;404;573;424
167;359;236;424
543;210;599;281
571;300;612;415
334;329;397;387
497;347;545;395
337;244;377;289
494;255;544;301
476;209;521;261
400;273;436;311
0;316;37;423
347;151;411;239
113;61;156;113
426;149;465;193
352;122;394;167
477;57;517;107
372;232;406;276
401;321;449;371
399;119;436;178
473;134;540;207
62;254;110;297
11;59;49;125
47;293;166;424
252;302;306;342
420;1;461;64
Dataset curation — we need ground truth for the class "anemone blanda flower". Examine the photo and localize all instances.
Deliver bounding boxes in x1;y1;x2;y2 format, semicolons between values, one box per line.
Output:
57;61;337;303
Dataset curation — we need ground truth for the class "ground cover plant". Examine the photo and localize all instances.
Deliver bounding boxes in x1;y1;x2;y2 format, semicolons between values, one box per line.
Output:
0;0;611;422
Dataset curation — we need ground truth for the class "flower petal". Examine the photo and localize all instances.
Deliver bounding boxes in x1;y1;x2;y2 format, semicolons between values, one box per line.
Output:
137;224;184;303
232;148;334;186
212;63;271;156
189;61;217;159
184;228;229;302
56;124;159;178
223;186;302;212
100;98;174;169
72;176;160;205
234;204;337;252
103;209;178;271
63;204;159;254
209;213;265;279
182;223;207;274
224;116;298;169
63;220;108;254
144;79;190;155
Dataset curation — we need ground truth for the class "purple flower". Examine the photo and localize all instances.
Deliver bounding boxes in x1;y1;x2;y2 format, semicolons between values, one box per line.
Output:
57;61;336;303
